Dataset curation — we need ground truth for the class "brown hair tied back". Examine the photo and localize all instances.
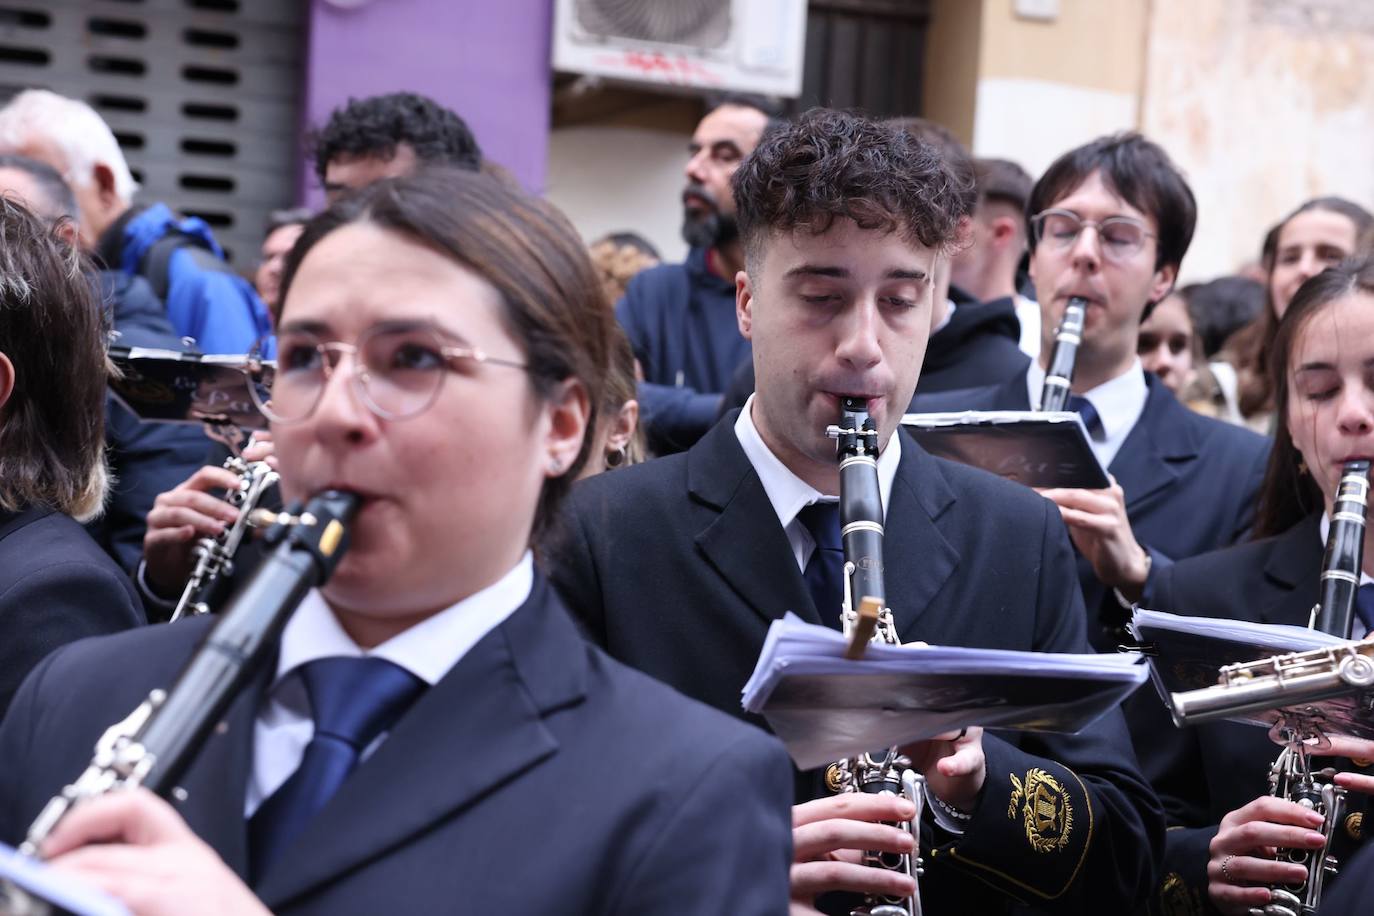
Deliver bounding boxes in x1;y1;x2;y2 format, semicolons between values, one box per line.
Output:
278;167;613;544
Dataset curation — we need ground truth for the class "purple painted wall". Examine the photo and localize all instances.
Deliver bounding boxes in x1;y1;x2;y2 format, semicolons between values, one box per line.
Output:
300;0;553;205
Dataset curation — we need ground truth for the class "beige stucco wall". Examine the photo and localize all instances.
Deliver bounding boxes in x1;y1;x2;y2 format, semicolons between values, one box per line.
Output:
923;0;1374;282
1140;0;1374;281
923;0;983;146
928;0;1149;180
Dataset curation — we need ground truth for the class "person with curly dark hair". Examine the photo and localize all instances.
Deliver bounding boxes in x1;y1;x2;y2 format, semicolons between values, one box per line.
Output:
552;109;1162;915
312;92;482;202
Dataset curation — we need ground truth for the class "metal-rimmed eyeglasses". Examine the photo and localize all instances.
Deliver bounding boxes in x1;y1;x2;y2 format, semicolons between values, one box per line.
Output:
1030;208;1157;263
250;320;527;424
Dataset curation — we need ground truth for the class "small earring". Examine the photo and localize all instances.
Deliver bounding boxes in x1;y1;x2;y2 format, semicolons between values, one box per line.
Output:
1298;458;1309;475
605;445;627;469
548;459;564;475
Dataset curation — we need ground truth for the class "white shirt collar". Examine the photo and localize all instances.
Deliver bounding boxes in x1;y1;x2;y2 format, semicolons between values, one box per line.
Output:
930;298;957;335
1318;513;1374;586
272;551;535;692
734;394;900;531
1026;358;1149;469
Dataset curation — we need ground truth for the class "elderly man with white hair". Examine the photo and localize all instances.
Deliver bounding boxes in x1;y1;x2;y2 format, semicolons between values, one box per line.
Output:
0;89;272;354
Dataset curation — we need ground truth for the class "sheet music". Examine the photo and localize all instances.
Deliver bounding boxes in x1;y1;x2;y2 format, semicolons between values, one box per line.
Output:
743;614;1149;769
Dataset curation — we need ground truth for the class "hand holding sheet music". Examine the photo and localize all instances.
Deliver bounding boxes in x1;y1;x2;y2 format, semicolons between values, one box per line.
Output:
741;614;1149;770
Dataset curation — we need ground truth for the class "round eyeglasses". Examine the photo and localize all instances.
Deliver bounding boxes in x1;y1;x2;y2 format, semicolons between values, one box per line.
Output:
1030;208;1157;263
250;321;527;424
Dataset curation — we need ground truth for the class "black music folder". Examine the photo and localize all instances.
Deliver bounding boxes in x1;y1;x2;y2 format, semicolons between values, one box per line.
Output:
108;346;271;431
901;410;1110;489
742;614;1149;769
1131;608;1374;739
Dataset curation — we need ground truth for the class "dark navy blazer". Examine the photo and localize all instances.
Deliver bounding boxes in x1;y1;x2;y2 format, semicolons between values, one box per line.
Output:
615;247;750;454
915;371;1271;650
92;270;213;573
0;576;793;915
550;415;1165;914
0;507;144;718
1141;515;1371;913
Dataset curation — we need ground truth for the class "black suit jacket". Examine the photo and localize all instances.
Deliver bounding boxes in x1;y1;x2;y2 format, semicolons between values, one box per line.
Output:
915;372;1271;650
92;270;213;573
0;576;793;915
550;416;1164;914
1139;515;1370;913
0;507;144;718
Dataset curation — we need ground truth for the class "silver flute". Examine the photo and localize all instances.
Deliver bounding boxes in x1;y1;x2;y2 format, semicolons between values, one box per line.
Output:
824;397;925;916
0;491;360;916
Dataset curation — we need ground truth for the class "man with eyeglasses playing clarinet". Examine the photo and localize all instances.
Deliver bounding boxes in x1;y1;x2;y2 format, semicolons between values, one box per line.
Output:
915;134;1270;907
552;110;1163;916
917;133;1269;651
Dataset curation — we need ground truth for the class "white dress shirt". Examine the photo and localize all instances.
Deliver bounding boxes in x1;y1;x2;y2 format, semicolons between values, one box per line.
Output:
245;552;534;815
1015;294;1041;360
734;394;900;572
1026;358;1150;471
734;398;969;831
1318;513;1374;638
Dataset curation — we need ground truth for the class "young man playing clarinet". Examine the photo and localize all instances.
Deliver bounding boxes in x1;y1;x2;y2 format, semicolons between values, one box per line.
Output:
551;109;1164;915
916;133;1269;651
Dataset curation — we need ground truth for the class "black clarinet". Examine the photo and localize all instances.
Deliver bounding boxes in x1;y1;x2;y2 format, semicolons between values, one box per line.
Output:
17;490;361;858
833;398;886;614
825;398;925;916
1254;460;1372;916
1039;297;1088;413
1312;459;1372;637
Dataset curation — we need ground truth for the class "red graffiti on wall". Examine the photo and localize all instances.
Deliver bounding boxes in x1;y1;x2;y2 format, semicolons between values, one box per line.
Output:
593;49;725;87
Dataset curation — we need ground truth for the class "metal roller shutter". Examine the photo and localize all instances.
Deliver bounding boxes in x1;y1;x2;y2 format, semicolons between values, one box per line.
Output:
0;0;306;266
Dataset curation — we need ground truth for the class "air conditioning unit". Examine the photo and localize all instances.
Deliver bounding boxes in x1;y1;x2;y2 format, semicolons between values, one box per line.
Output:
552;0;808;98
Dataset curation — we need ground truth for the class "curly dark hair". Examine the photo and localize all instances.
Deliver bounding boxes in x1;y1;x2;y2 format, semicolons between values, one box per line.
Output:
311;92;482;182
732;109;972;267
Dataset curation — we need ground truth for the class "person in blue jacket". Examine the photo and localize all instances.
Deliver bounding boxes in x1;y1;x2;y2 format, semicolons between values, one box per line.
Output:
616;93;781;454
0;89;272;355
0;153;212;574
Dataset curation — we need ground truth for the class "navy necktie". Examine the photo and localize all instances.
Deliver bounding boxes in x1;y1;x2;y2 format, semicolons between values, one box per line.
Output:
1356;584;1374;635
249;656;426;880
1068;394;1105;441
797;501;844;630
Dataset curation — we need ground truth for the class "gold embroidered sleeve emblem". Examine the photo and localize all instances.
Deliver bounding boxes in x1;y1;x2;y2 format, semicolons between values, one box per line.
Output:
1007;768;1073;853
